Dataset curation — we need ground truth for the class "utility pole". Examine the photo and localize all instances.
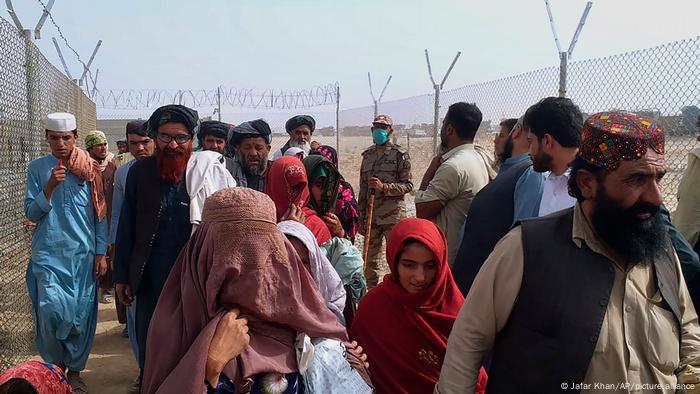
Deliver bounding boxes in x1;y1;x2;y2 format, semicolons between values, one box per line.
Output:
216;86;222;121
544;0;593;97
424;49;461;152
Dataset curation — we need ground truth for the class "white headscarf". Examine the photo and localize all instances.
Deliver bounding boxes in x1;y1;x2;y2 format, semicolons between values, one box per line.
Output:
277;220;347;326
186;150;237;233
284;147;306;160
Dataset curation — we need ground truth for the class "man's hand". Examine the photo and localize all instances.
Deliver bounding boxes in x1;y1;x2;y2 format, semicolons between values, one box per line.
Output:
419;155;443;191
323;212;345;238
44;164;66;199
107;245;114;272
281;204;306;224
94;255;107;279
206;309;250;387
22;219;36;232
116;283;134;306
368;177;384;191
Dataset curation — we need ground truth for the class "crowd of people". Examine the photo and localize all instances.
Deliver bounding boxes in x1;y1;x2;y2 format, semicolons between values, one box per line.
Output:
2;96;700;394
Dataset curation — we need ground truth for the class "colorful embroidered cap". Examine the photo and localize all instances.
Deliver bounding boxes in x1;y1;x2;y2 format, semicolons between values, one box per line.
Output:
578;111;665;170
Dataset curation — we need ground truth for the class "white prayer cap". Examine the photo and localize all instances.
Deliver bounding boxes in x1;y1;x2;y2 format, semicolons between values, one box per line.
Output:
45;112;77;132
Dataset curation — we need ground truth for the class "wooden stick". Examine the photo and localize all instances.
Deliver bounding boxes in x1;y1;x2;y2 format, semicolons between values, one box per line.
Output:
362;191;376;271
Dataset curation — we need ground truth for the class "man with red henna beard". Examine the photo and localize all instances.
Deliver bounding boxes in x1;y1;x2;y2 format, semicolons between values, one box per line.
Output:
113;104;200;390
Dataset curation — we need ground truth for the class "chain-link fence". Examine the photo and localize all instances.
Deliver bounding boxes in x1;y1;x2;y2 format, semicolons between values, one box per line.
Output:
0;16;96;370
337;37;700;212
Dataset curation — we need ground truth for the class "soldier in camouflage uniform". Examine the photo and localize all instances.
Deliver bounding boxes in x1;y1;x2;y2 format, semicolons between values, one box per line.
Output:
358;114;413;288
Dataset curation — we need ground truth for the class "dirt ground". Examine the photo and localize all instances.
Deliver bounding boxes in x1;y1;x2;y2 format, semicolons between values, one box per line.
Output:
33;301;138;394
82;302;139;394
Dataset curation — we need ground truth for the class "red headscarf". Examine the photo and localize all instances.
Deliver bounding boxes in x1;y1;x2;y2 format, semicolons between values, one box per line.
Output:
350;218;487;394
0;361;71;394
265;156;331;245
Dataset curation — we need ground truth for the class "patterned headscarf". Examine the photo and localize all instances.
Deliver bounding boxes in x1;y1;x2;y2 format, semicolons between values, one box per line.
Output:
0;361;71;394
579;111;665;170
85;130;108;149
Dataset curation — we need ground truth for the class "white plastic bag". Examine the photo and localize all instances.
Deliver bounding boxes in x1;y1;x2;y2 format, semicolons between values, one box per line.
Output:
300;338;373;394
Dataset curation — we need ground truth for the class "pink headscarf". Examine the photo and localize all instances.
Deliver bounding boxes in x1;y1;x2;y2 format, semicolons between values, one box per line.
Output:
141;188;347;394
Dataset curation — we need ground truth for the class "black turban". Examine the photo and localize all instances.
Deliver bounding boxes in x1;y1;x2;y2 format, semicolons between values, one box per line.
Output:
197;120;231;146
146;104;199;137
285;115;316;134
228;119;272;146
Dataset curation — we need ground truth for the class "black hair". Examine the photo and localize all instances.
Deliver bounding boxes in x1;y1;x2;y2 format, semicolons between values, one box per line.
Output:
499;118;518;132
444;102;482;141
523;97;583;148
125;120;148;139
0;378;38;394
568;156;608;202
394;237;425;271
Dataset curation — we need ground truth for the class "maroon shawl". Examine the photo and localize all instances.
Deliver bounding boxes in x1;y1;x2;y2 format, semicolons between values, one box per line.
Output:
350;218;487;393
142;188;347;393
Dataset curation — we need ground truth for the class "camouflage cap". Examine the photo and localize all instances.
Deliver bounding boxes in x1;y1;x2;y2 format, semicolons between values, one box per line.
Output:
85;130;108;149
372;114;393;127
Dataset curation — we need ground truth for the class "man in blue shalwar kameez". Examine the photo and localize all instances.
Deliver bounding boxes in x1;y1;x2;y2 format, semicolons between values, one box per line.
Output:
24;112;108;394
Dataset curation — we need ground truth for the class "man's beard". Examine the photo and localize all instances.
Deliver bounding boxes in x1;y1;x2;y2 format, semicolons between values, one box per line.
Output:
531;147;553;173
156;144;192;184
591;185;665;264
289;139;311;154
236;150;268;176
90;153;107;162
499;137;514;162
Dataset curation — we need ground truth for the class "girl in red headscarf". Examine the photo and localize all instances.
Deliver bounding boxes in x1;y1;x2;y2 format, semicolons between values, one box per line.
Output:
349;218;487;393
265;156;331;246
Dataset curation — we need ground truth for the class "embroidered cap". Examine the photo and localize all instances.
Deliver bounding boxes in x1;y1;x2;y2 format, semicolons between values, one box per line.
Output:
578;111;665;170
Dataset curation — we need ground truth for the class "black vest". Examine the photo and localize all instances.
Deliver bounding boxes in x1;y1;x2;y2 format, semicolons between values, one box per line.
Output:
486;208;680;394
124;157;191;292
452;158;532;295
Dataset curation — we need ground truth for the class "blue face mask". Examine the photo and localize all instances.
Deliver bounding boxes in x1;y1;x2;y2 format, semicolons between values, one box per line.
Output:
372;128;389;145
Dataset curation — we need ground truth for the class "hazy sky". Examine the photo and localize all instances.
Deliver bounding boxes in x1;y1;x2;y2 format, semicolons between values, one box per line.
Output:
11;0;700;111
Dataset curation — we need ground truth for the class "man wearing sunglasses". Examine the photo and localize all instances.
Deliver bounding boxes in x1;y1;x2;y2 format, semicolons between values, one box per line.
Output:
114;104;200;388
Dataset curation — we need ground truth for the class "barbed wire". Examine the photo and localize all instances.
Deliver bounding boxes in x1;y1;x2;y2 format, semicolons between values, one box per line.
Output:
35;0;96;89
93;83;340;110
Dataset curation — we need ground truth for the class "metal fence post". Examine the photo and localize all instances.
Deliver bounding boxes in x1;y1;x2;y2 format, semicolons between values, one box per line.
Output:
432;85;440;152
335;84;340;171
558;52;568;98
23;32;40;150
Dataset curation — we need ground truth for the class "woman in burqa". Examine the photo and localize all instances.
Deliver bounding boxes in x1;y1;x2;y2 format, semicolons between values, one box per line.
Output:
141;188;348;393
